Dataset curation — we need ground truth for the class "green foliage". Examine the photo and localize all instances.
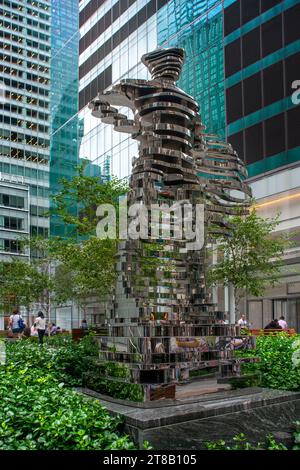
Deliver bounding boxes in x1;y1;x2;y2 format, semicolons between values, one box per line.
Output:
0;339;136;450
208;209;291;315
83;360;144;402
236;333;300;391
0;259;52;311
205;433;288;450
10;334;144;402
6;334;98;387
228;374;260;389
52;236;118;304
51;162;128;236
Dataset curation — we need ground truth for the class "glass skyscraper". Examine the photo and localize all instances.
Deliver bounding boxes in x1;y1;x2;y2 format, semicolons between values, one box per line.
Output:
0;0;51;260
50;0;81;237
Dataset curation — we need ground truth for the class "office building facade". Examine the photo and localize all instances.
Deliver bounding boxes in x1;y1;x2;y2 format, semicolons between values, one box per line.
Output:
56;0;300;328
223;0;300;329
0;0;51;260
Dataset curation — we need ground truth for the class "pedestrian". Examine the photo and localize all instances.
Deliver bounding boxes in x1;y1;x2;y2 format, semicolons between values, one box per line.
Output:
9;307;25;339
80;319;88;330
278;316;288;330
237;314;247;327
34;311;46;345
264;319;282;330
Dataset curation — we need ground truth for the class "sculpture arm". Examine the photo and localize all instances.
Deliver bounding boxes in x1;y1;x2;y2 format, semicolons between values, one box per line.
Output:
89;86;139;134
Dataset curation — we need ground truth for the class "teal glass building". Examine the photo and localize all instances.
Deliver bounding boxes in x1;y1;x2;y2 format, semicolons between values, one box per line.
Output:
50;0;81;237
158;0;225;138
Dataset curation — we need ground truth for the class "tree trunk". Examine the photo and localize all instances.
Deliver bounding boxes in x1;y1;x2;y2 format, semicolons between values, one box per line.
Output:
234;287;241;321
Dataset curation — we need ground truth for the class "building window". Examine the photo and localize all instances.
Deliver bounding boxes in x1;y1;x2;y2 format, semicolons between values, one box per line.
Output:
245;122;264;164
0;238;23;253
265;113;286;157
227;130;244;161
262;14;283;57
224;1;241;36
287;107;300;150
0;216;24;231
241;0;259;25
263;61;284;106
0;193;25;209
225;38;242;78
226;82;243;123
243;72;262;116
242;27;260;68
284;4;300;45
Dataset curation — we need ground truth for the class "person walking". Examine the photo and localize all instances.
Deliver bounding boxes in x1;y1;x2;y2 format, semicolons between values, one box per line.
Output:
34;312;46;345
278;316;288;330
9;307;25;339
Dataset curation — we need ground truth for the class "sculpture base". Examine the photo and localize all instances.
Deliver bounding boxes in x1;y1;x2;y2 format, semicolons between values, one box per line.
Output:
77;387;300;449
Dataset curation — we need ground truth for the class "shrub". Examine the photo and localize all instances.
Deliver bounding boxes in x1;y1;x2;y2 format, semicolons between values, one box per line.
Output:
0;340;136;450
236;333;300;391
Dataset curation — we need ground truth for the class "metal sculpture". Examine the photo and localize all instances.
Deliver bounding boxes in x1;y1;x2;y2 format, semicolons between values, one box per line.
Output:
89;48;256;401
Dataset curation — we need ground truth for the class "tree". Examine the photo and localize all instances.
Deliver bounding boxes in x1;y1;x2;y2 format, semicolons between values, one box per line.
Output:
0;259;52;314
51;162;128;236
208;209;291;318
51;237;118;317
0;166;129;322
22;165;129;319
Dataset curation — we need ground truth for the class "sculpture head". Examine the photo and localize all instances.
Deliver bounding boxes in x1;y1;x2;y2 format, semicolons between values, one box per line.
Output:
141;47;185;82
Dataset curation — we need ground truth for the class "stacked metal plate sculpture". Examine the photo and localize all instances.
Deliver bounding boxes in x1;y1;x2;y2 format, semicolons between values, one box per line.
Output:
89;48;256;401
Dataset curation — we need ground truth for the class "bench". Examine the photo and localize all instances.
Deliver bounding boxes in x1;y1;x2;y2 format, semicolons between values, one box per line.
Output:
149;383;176;401
249;328;296;336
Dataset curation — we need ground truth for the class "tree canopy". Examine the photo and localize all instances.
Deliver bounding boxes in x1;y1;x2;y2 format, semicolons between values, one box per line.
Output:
208;208;291;316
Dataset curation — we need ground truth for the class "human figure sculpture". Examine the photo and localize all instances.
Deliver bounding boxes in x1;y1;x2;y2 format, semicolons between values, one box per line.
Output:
89;48;256;401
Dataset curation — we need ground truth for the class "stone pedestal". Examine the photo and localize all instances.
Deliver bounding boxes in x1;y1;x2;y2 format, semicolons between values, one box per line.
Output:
77;387;300;449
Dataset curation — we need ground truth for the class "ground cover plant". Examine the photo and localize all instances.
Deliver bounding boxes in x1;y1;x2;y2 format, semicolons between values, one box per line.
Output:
0;337;137;450
204;433;291;450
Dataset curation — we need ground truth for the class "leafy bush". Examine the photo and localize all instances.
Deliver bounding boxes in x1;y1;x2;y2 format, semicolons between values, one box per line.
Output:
0;340;136;450
7;334;98;387
205;433;288;450
236;333;300;391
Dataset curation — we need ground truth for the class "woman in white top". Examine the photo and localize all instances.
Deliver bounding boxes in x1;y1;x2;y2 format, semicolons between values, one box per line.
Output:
9;307;24;338
34;311;46;345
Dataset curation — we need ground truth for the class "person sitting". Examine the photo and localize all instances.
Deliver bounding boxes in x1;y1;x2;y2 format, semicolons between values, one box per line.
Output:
278;316;288;330
264;319;282;330
50;323;58;335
